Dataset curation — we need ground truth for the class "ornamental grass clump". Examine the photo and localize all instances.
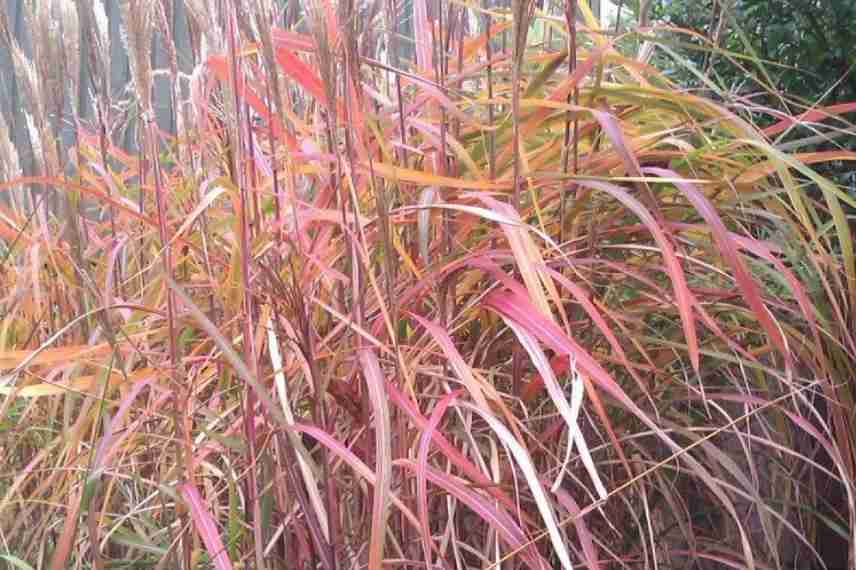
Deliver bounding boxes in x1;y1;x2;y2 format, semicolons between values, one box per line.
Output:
0;1;854;569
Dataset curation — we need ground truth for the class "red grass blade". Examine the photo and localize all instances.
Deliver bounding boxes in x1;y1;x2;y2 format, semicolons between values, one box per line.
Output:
762;102;856;135
272;47;329;105
270;28;315;52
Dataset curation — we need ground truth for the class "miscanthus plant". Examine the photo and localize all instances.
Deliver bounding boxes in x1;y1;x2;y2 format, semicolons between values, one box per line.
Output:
0;1;855;569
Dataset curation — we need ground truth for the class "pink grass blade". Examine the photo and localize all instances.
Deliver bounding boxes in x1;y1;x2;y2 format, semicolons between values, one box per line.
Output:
270;28;315;51
358;349;393;570
293;424;421;530
504;318;606;500
541;265;650;398
206;55;282;136
266;323;330;539
398;460;548;570
729;233;822;352
384;380;527;520
643;168;789;364
485;286;673;416
178;482;234;570
484;288;759;569
574;179;699;371
478;196;558;322
410;313;491;408
416;389;462;570
48;489;82;570
455;400;575;570
91;376;156;476
552;486;602;570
